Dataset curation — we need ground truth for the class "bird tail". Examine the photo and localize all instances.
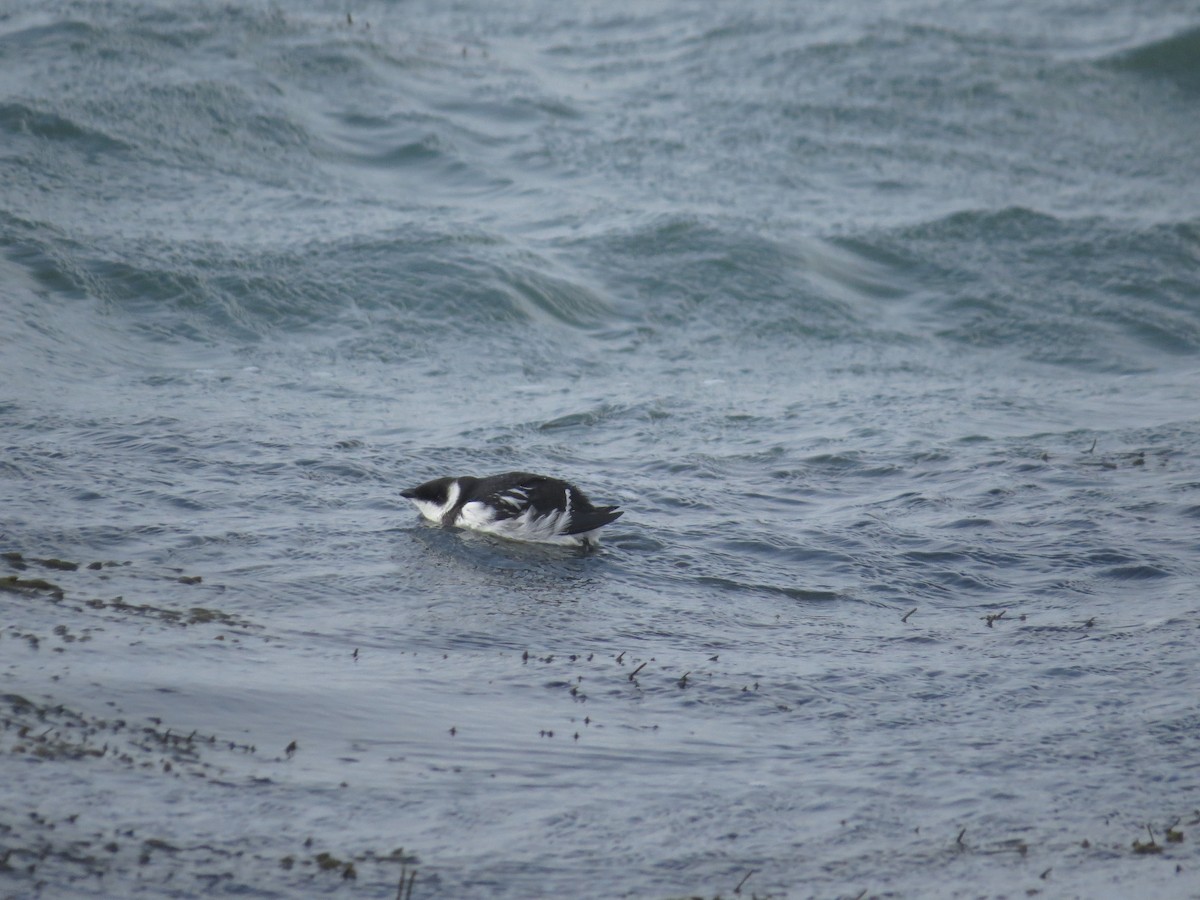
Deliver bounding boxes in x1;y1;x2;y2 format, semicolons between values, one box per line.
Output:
567;506;623;534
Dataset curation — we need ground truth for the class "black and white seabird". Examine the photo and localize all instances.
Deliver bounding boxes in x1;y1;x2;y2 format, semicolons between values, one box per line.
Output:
400;471;623;548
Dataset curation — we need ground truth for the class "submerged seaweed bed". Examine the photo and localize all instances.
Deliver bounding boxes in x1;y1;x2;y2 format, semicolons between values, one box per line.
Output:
3;549;1197;898
3;552;425;897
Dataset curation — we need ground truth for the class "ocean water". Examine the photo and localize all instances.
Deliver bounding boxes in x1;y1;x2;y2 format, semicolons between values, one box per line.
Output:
2;1;1199;897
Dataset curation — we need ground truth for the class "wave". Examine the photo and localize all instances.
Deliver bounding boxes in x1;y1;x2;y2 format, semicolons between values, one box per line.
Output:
563;214;908;342
0;101;131;155
865;207;1200;371
1;218;623;361
1108;25;1200;91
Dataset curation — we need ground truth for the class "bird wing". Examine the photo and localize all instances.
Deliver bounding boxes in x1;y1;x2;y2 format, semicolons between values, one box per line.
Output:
472;473;622;535
474;473;554;522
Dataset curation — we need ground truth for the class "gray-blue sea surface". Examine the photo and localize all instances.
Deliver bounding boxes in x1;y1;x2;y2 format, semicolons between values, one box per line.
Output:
2;0;1199;897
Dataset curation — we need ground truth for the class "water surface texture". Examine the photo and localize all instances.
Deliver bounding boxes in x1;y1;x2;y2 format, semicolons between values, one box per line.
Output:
3;1;1200;897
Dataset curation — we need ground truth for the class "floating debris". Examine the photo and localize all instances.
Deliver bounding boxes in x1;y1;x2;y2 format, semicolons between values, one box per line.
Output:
0;575;65;600
314;851;342;871
1132;824;1163;855
734;868;754;894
